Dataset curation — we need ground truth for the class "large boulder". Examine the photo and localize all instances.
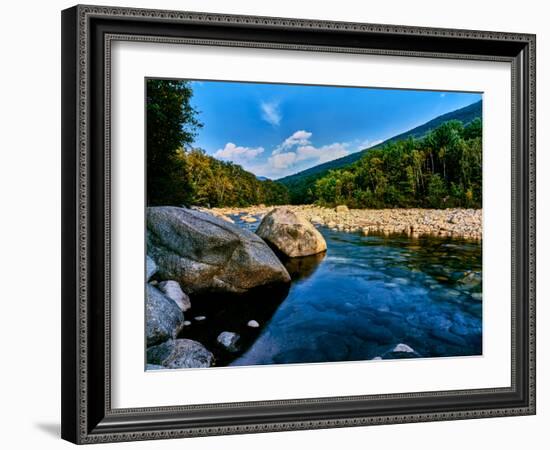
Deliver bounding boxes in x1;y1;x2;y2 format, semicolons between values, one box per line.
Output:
147;339;214;369
147;207;290;294
146;284;184;346
256;208;327;258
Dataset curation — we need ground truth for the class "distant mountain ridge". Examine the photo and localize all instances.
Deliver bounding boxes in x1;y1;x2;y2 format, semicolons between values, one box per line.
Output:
278;100;482;202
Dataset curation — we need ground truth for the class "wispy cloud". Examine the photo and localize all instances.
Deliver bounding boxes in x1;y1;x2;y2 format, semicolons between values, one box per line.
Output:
214;142;264;162
354;138;383;151
273;130;312;154
268;152;297;170
260;101;282;126
295;142;349;163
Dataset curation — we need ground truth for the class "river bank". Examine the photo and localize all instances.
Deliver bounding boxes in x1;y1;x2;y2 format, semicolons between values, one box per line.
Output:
206;205;482;241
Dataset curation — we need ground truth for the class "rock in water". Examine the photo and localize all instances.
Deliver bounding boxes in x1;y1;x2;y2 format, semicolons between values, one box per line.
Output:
147;339;214;369
392;343;415;353
147;207;290;294
158;280;191;312
217;331;240;352
146;284;184;347
256;207;327;258
146;255;158;281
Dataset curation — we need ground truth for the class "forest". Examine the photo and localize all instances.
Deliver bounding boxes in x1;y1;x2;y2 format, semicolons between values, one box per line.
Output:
147;79;482;209
311;119;482;208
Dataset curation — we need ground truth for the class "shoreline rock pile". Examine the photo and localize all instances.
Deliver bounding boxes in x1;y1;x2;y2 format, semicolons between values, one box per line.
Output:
145;206;294;370
208;205;483;241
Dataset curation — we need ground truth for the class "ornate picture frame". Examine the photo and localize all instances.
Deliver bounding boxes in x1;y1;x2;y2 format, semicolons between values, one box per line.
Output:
61;4;536;444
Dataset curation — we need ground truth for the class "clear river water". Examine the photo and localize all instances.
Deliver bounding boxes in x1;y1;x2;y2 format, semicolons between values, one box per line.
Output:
179;213;482;367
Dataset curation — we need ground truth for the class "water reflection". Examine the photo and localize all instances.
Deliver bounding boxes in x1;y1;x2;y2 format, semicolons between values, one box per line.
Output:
283;252;326;281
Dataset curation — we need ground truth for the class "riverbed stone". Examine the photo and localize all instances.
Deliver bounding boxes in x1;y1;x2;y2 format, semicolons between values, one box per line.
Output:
147;206;290;294
158;280;191;312
147;339;214;369
217;331;240;352
392;343;415;353
208;205;482;240
256;207;327;257
146;284;184;347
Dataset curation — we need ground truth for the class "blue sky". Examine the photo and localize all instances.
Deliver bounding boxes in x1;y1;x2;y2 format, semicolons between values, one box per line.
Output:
187;80;482;180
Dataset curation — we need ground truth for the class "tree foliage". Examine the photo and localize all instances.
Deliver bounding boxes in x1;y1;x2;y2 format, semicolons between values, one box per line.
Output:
177;149;289;207
312;119;482;209
147;79;202;206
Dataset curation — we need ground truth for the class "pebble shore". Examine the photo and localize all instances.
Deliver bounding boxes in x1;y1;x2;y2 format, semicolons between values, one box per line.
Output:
207;205;482;241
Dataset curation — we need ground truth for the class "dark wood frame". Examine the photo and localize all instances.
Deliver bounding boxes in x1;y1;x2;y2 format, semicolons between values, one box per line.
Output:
61;4;536;444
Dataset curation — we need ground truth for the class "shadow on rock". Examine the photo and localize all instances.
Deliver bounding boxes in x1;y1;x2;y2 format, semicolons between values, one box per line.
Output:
177;282;290;366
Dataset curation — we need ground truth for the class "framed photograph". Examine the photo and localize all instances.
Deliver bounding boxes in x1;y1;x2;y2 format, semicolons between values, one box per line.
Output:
61;5;536;444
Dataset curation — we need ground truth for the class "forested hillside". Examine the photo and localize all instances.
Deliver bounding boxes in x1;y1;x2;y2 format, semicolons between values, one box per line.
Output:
312;118;482;208
279;100;482;203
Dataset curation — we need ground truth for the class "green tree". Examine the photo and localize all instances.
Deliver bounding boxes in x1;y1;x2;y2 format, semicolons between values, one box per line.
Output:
146;80;202;206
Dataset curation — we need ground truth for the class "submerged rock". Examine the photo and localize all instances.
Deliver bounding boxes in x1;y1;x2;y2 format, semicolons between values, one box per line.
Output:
147;207;290;294
146;284;184;347
217;331;240;352
146;255;158;281
147;339;214;369
381;342;421;359
158;280;191;312
256;207;327;257
392;343;415;353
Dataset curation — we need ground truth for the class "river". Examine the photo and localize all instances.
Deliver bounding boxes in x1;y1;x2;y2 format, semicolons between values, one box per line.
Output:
178;213;482;367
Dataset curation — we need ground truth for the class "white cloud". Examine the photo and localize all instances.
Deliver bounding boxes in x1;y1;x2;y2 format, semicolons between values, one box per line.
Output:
260;101;282;126
273;130;313;154
268;152;297;170
261;131;353;177
296;142;350;163
214;142;264;162
212;131;361;179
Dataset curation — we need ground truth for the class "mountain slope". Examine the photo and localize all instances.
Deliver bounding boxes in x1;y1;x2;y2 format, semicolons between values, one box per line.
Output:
278;100;482;203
